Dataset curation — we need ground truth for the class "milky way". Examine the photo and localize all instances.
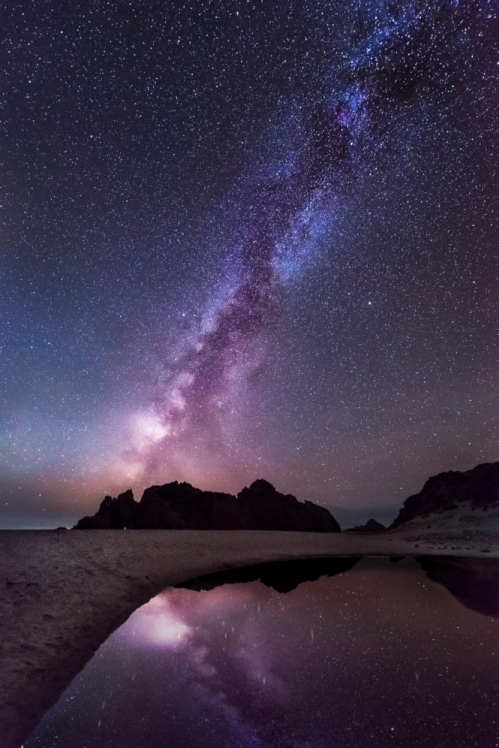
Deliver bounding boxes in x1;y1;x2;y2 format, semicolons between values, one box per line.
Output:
140;0;497;474
1;1;498;526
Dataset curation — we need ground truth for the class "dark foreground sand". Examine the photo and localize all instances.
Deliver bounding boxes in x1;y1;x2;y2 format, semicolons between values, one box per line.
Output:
1;528;498;748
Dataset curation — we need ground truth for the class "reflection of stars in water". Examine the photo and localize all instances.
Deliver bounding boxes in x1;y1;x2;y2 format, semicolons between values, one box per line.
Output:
26;560;499;748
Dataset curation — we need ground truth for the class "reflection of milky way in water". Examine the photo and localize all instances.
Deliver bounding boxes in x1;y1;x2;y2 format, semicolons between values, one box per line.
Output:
27;559;499;748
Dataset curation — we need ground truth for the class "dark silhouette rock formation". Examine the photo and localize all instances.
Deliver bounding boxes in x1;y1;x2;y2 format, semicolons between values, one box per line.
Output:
237;479;340;532
390;462;499;528
135;483;241;530
75;490;136;529
346;518;386;533
74;479;341;532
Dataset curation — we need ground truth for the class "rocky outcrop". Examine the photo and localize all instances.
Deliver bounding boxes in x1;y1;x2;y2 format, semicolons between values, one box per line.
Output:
237;479;340;532
75;490;136;529
346;518;386;533
390;462;499;528
136;483;243;530
74;479;340;532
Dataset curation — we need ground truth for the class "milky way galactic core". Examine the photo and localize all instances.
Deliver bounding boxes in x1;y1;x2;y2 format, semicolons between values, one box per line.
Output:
1;0;498;526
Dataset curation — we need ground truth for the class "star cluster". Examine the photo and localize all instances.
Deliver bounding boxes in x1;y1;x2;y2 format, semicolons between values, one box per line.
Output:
1;0;498;526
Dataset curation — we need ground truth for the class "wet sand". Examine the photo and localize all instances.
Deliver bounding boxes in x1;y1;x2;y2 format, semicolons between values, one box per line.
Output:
1;528;498;748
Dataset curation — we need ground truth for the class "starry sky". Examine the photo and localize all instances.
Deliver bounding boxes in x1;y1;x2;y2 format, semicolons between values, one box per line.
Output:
25;559;499;747
1;0;499;528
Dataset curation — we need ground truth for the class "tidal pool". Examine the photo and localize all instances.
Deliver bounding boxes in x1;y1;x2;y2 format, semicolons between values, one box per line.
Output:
26;558;499;748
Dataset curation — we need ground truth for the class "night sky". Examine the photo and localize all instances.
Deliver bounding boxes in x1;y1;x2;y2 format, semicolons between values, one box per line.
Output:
1;0;499;528
26;559;499;748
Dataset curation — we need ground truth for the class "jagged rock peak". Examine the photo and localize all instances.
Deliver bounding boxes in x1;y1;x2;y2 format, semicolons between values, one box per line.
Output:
236;480;340;532
390;462;499;528
75;490;137;530
247;478;280;492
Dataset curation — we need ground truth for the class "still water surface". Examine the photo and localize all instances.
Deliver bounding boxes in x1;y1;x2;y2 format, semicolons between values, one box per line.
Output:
26;558;499;748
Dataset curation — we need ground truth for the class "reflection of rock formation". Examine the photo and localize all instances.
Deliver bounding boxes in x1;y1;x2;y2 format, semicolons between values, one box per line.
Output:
182;555;499;618
74;479;341;532
345;519;386;533
391;462;499;528
178;556;360;593
2;529;499;748
417;557;499;617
